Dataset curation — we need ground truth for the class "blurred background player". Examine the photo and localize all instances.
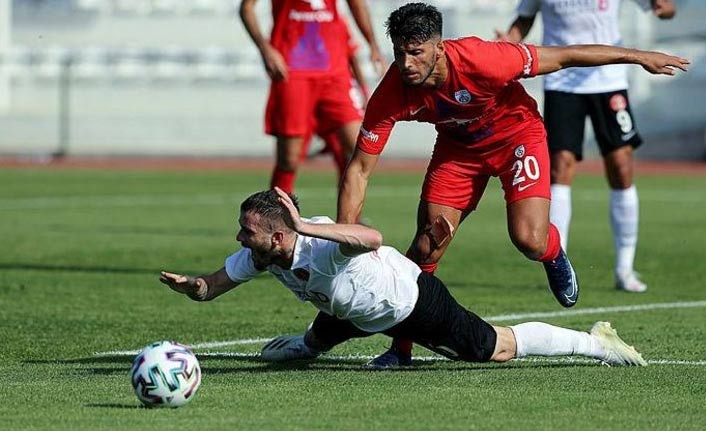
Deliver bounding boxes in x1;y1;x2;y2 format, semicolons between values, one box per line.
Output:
239;0;384;193
496;0;677;293
300;17;371;184
338;2;687;368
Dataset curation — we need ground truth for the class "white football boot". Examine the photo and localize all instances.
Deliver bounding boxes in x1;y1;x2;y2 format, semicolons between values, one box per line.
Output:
591;321;647;366
260;335;320;362
615;271;647;293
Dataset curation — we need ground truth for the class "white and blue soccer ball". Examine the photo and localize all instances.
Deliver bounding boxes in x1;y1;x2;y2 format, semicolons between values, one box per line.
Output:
130;341;201;408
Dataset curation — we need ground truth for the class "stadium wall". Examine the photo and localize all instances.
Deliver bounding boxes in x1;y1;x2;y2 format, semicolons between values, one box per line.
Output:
0;0;704;161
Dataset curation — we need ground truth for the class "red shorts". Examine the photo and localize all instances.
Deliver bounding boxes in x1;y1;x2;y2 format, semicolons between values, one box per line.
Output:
421;121;550;211
265;74;362;137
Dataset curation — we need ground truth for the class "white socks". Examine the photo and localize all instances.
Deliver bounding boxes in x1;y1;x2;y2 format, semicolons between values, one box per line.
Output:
552;184;639;277
610;185;639;277
511;322;605;359
550;184;572;251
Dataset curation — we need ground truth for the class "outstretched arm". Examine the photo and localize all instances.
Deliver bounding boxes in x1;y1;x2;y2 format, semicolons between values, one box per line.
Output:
275;187;382;257
159;267;238;301
346;0;385;77
495;15;535;43
239;0;288;80
537;45;689;76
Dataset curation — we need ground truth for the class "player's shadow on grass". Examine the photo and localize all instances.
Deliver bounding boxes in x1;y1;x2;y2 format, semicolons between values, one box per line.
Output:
24;355;600;376
85;403;144;409
26;356;134;365
208;360;598;373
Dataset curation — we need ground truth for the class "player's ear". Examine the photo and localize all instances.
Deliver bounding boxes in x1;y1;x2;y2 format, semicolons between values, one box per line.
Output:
271;230;285;248
433;39;445;62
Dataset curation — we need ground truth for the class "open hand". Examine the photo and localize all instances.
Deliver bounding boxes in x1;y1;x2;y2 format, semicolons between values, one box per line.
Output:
369;45;386;78
639;51;689;75
159;271;205;300
274;187;304;232
261;44;288;81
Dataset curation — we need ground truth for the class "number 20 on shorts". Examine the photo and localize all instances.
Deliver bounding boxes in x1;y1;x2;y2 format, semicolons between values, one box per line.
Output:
512;155;540;187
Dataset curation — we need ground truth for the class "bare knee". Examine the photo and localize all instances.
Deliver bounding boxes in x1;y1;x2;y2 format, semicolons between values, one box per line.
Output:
407;233;442;265
510;226;548;260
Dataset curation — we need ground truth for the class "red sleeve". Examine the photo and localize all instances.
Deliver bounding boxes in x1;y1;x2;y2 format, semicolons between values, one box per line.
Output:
356;67;408;155
455;38;539;90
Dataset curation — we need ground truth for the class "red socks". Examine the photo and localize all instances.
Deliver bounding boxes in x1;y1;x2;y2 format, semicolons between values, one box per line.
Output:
418;262;438;275
538;223;562;262
270;167;296;194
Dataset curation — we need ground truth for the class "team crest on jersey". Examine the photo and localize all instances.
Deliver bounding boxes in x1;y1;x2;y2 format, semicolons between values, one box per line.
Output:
303;0;326;10
454;89;472;104
514;145;525;158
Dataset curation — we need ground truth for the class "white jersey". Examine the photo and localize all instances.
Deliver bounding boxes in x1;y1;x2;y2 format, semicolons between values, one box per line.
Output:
224;216;421;333
517;0;652;93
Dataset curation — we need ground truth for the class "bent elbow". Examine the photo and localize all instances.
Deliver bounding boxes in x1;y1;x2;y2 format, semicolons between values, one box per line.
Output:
370;231;383;251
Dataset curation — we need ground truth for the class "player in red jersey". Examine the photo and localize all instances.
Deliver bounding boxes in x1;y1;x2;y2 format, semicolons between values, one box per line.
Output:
336;2;688;368
300;18;370;182
239;0;383;193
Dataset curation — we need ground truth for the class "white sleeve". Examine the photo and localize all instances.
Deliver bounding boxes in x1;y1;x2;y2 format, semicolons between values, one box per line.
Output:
516;0;541;17
630;0;653;12
224;248;263;283
310;239;351;276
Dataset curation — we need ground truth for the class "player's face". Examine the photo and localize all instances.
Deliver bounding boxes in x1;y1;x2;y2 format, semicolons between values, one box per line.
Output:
392;37;442;86
236;211;275;267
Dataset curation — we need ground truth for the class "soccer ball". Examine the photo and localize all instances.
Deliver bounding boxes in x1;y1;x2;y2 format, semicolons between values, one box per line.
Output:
130;341;201;408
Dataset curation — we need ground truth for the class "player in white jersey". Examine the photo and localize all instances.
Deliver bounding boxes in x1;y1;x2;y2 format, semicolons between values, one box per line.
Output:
497;0;676;293
159;188;647;367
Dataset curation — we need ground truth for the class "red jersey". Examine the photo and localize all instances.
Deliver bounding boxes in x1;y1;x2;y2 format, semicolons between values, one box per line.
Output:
270;0;349;77
358;37;543;154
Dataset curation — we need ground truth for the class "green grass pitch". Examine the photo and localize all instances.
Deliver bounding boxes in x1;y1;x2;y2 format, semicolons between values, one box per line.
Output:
0;167;704;430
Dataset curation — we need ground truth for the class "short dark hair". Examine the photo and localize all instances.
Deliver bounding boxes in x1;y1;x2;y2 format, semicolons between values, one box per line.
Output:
240;189;300;231
385;2;442;44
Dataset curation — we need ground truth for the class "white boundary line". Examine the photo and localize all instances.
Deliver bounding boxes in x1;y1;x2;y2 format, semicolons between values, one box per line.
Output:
483;300;706;322
190;338;272;349
95;300;706;366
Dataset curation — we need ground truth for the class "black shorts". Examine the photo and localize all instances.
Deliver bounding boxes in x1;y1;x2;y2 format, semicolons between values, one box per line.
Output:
544;90;642;161
310;272;497;363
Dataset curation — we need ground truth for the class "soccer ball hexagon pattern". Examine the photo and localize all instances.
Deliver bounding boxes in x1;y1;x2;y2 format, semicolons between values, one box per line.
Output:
130;341;201;408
